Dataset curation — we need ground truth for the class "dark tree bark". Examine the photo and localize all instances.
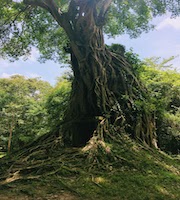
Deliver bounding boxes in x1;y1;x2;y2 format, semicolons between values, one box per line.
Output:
24;0;157;147
61;0;156;147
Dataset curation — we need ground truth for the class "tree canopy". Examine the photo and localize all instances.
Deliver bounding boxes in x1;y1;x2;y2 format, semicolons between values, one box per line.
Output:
139;57;180;153
0;0;180;62
0;75;52;152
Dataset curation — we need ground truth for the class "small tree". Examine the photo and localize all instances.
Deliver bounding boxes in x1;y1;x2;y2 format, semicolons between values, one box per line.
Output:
0;104;22;153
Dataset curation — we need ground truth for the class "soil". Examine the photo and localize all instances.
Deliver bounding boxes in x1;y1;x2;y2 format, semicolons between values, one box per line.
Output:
0;193;77;200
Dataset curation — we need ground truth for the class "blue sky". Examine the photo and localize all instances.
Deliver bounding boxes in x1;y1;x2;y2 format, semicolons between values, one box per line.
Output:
0;14;180;85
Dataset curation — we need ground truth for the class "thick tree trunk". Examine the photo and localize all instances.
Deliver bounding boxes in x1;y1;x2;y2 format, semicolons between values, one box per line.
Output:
63;33;112;146
24;0;156;147
61;1;156;147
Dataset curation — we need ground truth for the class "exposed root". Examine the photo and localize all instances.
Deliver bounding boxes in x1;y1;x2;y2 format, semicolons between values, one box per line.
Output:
0;114;157;189
0;119;132;187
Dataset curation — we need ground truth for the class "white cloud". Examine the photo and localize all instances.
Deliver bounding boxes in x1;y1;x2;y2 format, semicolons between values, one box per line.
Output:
157;17;180;30
1;73;12;78
0;72;41;79
27;73;41;78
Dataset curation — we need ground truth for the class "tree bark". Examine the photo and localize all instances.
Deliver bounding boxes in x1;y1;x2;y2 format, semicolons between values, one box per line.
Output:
61;1;156;147
8;127;13;154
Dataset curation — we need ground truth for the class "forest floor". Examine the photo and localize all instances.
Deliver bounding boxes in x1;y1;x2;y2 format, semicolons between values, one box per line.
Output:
0;135;179;200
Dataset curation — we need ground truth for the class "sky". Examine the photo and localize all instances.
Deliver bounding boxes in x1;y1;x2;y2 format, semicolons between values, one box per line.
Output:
0;14;180;85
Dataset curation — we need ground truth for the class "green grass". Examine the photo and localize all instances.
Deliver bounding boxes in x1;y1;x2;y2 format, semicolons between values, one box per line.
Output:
67;146;180;200
0;136;179;200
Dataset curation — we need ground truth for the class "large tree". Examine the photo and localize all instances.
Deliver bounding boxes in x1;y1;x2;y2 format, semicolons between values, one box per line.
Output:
0;0;180;147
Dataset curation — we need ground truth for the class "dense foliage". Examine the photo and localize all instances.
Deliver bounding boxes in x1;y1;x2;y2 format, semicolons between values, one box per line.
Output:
139;58;180;154
108;46;180;154
0;75;52;152
46;77;71;132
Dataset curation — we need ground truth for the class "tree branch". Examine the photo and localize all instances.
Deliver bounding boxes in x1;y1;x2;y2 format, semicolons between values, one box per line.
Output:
0;5;30;35
97;0;113;25
23;0;49;10
23;0;75;40
23;0;64;27
99;0;113;17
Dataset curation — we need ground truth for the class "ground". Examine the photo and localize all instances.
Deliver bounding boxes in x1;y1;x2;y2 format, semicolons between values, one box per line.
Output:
0;135;179;200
